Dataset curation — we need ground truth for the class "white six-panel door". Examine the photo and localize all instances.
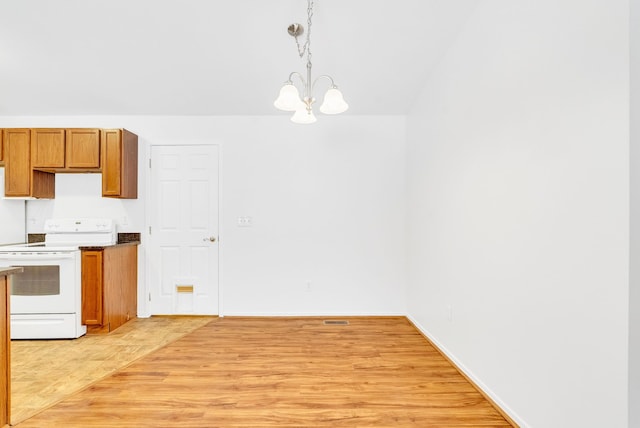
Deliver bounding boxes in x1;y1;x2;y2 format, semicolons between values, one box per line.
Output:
148;145;219;315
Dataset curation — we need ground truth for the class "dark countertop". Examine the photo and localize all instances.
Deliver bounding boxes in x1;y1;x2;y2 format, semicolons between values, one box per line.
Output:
29;232;141;251
0;267;24;277
83;232;141;250
79;241;140;251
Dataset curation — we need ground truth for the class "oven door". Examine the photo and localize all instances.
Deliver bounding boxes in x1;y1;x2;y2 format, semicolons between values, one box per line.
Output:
0;251;80;314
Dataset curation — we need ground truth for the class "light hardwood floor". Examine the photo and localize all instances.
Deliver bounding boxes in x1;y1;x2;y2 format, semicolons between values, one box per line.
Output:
11;316;213;425
14;317;513;427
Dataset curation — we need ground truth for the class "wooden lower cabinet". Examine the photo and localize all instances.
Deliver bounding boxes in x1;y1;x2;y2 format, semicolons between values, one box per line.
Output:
0;272;14;428
81;245;138;334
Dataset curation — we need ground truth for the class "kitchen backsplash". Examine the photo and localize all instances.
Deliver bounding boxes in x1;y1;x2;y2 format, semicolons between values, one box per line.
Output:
25;174;142;234
27;234;45;243
27;232;140;245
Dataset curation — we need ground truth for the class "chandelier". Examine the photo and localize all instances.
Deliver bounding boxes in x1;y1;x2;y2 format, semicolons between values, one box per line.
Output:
273;0;349;124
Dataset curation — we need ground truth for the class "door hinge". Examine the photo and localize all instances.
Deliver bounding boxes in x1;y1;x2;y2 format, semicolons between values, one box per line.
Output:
148;292;151;301
149;158;151;168
149;226;152;235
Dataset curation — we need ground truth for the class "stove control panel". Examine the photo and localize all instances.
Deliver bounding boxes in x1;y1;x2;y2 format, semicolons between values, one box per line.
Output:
44;218;115;234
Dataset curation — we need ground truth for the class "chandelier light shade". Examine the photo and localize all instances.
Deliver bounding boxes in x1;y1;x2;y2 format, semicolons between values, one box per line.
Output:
273;84;304;111
319;88;349;115
274;0;348;124
291;107;317;124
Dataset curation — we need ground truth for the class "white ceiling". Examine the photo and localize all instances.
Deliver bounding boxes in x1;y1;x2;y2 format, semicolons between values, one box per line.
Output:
0;0;478;116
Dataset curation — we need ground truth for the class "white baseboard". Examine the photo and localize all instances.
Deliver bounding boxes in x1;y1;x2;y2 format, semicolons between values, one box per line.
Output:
406;315;527;428
220;312;406;317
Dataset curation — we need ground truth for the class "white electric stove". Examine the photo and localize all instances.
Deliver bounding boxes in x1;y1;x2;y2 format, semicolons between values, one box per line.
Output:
0;218;117;339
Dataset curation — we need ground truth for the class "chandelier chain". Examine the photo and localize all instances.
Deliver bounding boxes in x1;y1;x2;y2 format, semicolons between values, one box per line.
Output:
294;0;314;66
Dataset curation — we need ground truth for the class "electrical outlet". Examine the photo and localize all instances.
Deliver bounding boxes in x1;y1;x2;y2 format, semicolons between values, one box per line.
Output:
237;216;253;227
305;280;312;292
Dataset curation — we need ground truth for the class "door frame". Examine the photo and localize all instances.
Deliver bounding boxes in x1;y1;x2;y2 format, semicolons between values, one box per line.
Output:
143;142;223;318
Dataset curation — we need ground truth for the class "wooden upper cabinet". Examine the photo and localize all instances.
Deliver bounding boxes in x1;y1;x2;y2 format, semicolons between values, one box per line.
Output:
28;128;100;171
3;129;32;197
66;129;100;169
101;129;138;198
3;129;55;198
1;127;137;199
31;129;65;169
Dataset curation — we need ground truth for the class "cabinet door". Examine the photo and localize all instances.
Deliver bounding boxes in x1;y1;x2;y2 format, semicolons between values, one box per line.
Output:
101;129;138;198
66;129;100;169
31;129;65;168
81;250;103;326
103;245;138;332
3;129;31;197
101;129;122;196
0;129;4;163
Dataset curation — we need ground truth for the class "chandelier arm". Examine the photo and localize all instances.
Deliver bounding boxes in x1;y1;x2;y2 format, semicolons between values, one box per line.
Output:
287;71;307;88
311;75;338;93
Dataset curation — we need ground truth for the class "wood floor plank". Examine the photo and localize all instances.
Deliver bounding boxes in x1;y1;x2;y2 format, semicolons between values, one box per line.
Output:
11;316;214;424
15;317;513;427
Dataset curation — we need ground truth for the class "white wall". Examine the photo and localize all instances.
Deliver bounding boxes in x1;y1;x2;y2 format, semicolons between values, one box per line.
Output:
0;169;26;244
0;115;407;317
26;174;140;233
630;0;640;424
406;1;629;427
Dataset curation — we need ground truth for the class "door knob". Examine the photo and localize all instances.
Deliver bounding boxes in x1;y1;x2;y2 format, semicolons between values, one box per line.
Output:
203;236;216;242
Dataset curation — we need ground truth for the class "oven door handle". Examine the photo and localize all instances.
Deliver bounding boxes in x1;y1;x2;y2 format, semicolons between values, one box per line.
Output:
0;253;77;261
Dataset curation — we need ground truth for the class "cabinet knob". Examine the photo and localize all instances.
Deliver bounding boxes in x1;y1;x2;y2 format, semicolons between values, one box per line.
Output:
203;236;217;242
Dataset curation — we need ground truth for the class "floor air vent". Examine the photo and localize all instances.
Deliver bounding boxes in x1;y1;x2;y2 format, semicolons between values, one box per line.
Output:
323;320;349;326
